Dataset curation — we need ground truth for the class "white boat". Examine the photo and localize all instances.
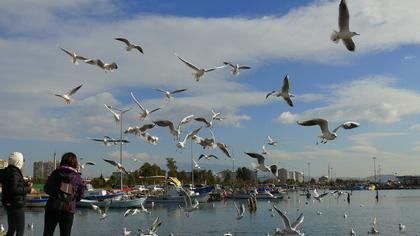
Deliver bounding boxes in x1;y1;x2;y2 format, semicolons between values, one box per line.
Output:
77;196;147;208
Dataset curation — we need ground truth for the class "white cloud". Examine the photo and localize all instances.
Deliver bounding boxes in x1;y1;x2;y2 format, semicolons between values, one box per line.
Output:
277;112;299;124
410;124;420;131
109;150;151;162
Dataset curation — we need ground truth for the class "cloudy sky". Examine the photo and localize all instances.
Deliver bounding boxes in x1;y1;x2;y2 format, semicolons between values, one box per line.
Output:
2;0;420;178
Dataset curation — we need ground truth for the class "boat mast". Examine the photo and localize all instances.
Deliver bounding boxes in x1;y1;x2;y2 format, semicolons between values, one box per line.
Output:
191;139;194;187
120;112;123;192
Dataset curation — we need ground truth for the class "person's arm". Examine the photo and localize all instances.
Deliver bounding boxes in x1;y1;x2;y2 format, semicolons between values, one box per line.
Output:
44;171;57;196
75;175;86;202
9;172;30;195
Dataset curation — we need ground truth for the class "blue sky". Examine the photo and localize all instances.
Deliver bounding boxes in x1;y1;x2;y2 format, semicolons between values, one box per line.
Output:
1;0;420;178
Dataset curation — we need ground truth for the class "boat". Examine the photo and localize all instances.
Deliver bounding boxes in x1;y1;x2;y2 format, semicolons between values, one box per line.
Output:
26;195;49;207
228;187;284;200
77;195;147;208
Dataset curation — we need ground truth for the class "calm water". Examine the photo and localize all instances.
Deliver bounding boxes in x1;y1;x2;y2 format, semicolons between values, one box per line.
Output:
1;190;420;236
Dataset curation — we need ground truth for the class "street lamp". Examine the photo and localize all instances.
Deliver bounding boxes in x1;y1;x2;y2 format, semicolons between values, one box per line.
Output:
372;157;377;183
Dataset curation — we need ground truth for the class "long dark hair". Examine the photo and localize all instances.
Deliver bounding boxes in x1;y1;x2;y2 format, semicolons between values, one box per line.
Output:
60;152;78;169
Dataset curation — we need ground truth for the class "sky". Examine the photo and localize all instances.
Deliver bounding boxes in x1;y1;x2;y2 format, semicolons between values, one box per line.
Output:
1;0;420;179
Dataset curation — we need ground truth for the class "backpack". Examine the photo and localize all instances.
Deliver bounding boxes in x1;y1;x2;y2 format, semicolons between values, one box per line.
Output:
49;172;76;211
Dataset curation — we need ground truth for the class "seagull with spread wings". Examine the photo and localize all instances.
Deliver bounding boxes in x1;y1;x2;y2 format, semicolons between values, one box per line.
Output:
115;37;144;53
331;0;359;51
103;158;129;175
130;92;161;120
297;118;360;144
177;127;202;149
198;154;219;161
59;47;88;65
49;84;83;104
273;204;304;236
154;119;181;139
245;152;270;172
156;88;187;100
175;54;225;81
267;136;278;146
84;58;118;73
179;187;199;215
313;189;329;201
266;74;294;107
234;201;246;220
223;62;251;76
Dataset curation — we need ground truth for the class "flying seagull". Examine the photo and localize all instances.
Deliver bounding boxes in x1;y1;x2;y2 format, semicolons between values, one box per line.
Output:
156;88;187;100
175;54;225;81
313;189;329;201
84;59;118;73
223;62;251;76
130;92;161;120
194;117;213;128
368;217;379;234
266;74;294;107
331;0;359;51
91;202;110;220
179;187;199;214
216;142;231;158
297;118;360;144
59;47;87;65
198;154;219;161
103;158;129;175
90;136;129;146
50;84;83;104
79;161;95;170
273;204;304;236
115;37;144;53
245;152;270;172
153;119;180;139
193;160;201;169
211;109;224;121
177;127;202;149
233;201;246;220
104;104;131;122
267;136;278;146
124;124;156;136
261;145;268;155
179;114;195;127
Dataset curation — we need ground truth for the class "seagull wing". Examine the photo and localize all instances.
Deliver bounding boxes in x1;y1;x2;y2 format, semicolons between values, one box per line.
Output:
238;66;251;70
103;158;118;166
170;88;187;94
151;217;162;233
298;118;330;134
343;38;356;51
67;84;83;96
194;117;210;126
233;201;240;214
180;187;193;207
223;62;235;68
130;92;146;112
338;0;350;32
283;96;294;107
291;213;304;229
85;161;96;166
245;152;264;166
281;74;290;94
59;47;74;57
268;136;274;143
115;38;131;46
266;91;276;99
204;65;226;72
139;123;156;132
149;107;161;114
124;209;132;217
104;104;120;119
313;189;319;197
209;154;219;160
198;154;206;161
217;143;231;158
273;205;292;229
176;54;200;71
154;120;172;127
333;121;360;133
134;45;144;54
319;192;329;199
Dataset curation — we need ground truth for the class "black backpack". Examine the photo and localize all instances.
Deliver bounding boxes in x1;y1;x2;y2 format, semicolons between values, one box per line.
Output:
49;172;76;211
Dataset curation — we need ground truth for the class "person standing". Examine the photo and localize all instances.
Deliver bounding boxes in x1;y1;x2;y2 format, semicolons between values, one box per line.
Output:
43;152;85;236
1;152;33;236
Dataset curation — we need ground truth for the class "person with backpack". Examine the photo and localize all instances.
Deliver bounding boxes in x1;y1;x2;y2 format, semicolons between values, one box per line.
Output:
1;151;34;236
43;152;85;236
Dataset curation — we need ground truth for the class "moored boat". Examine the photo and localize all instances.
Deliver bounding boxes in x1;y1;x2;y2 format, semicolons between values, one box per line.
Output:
77;195;147;208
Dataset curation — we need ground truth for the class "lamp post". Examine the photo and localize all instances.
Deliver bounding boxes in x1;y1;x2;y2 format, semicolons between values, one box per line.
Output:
372;157;377;183
307;162;311;183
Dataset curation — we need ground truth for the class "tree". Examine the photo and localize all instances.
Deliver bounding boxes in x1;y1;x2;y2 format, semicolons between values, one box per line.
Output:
166;158;178;177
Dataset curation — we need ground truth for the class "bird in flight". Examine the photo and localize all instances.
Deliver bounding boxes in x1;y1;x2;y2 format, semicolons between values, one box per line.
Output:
330;0;359;51
115;37;144;54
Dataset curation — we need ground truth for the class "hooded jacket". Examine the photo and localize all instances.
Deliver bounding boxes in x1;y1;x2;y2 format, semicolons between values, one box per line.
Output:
1;165;31;208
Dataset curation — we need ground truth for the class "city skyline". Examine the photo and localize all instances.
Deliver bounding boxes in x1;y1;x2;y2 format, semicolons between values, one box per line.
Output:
1;0;420;178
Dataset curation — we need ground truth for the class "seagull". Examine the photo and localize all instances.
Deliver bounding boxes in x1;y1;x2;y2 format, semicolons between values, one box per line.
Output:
140;132;159;145
79;161;95;170
115;37;144;54
297;118;360;144
84;59;118;72
90;136;129;146
177;127;202;149
331;0;359;51
124;124;156;136
130;92;161;120
245;152;270;172
104;104;131;122
194;117;213;128
153;119;180;139
267;136;278;146
273;204;304;236
59;47;87;65
91;203;110;220
123;227;131;235
223;62;251;76
139;217;162;236
49;84;83;104
179;187;199;215
216;142;231;158
350;228;356;236
156;88;187;100
368;217;379;234
313;189;329;201
193;160;201;169
175;54;225;81
344;213;348;219
103;158;129;175
266;74;294;107
198;154;219;161
211;109;225;121
140;202;151;215
399;223;405;232
234;201;246;220
179;114;195;127
124;208;140;217
27;222;34;230
261;145;268;155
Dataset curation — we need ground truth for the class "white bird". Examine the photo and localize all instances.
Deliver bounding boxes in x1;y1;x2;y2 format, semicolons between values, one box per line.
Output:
399;223;405;232
140;202;151;214
123;227;131;235
27;222;34;230
103;158;129;175
211;109;225;121
179;115;195;127
297;118;360;144
90;136;129;146
130;92;161;120
313;189;329;201
233;201;246;220
124;208;138;217
273;204;304;236
49;84;83;104
84;58;118;72
267;136;278;146
266;74;294;107
115;37;143;53
156;88;187;100
316;210;323;215
350;228;356;236
104;104;131;122
175;54;225;81
179;187;199;214
331;0;359;51
59;47;87;64
194;117;213;128
139;217;162;236
79;161;95;170
368;217;379;234
261;145;268;155
245;152;270;172
223;62;251;76
154;119;181;139
177;127;202;149
91;203;110;220
198;154;219;161
344;213;348;218
140;132;159;145
124;124;156;136
193;160;201;169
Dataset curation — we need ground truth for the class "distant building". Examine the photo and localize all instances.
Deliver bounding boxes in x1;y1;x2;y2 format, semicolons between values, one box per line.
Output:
278;168;288;182
0;159;8;169
396;176;420;186
288;171;296;181
33;160;60;180
295;171;304;183
217;170;237;182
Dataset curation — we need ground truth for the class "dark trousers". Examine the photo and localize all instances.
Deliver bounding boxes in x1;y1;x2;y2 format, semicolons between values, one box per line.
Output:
5;206;25;236
43;209;74;236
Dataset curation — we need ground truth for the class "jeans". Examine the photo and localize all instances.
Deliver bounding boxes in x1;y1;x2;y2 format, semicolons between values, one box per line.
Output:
43;209;74;236
5;206;25;236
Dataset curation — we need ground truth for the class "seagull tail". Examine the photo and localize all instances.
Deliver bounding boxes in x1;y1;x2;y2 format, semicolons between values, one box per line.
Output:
330;30;340;43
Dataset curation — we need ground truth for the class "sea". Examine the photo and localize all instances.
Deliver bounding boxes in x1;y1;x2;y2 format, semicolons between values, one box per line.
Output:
1;190;419;236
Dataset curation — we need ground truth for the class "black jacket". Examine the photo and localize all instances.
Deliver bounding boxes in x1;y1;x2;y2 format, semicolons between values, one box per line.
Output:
1;165;31;208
